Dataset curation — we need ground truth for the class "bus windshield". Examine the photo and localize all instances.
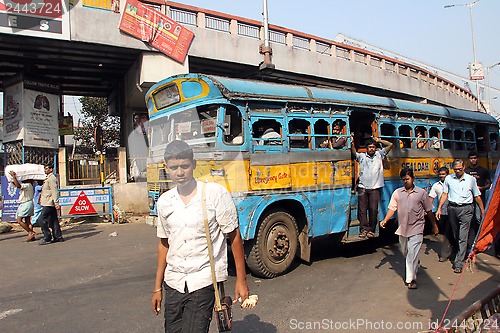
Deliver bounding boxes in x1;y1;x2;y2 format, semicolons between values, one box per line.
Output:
149;105;219;159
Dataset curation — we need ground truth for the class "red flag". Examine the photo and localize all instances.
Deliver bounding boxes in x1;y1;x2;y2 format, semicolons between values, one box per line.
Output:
473;162;500;254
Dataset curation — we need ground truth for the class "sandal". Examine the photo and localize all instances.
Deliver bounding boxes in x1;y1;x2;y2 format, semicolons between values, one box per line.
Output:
407;280;418;289
358;230;368;238
25;233;36;242
366;231;375;238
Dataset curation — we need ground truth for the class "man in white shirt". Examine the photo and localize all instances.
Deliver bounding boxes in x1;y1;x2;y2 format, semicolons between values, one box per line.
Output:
429;166;454;262
151;140;249;333
436;159;484;274
9;170;36;242
351;136;393;238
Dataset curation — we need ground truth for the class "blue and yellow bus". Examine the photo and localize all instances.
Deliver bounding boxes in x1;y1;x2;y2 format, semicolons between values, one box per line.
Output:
145;74;499;278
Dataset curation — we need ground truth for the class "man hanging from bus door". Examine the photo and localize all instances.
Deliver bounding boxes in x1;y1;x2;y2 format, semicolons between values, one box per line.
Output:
351;134;393;238
380;168;439;290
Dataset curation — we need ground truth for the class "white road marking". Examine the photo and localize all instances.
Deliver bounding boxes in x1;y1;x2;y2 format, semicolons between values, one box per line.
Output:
0;309;22;320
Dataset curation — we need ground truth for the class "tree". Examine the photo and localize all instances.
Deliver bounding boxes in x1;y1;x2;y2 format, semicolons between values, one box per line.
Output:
73;97;120;152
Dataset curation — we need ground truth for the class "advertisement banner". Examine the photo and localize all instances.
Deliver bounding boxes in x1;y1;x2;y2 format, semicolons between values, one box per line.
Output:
1;176;20;222
3;82;24;143
23;89;59;148
119;0;194;63
0;0;71;39
59;114;73;135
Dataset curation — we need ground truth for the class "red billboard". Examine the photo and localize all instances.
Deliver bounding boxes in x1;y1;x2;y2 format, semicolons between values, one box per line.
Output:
119;0;194;63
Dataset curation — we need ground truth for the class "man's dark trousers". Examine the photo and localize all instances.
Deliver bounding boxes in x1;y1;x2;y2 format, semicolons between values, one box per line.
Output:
358;187;381;233
40;206;62;242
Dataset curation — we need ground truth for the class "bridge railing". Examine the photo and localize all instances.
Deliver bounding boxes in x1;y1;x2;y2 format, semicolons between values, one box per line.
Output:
134;0;478;107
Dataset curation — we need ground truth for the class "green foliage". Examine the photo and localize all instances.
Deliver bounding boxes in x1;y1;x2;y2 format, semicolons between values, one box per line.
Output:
73;97;120;151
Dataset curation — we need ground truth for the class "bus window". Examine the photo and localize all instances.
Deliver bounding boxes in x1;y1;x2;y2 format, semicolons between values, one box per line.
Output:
474;126;487;152
490;133;499;151
289;118;310;149
442;128;452;149
222;105;244;145
415;126;428;149
314;119;330;149
398;125;412;149
252;119;282;146
380;123;396;146
429;127;440;149
454;130;464;150
465;130;476;151
169;106;218;147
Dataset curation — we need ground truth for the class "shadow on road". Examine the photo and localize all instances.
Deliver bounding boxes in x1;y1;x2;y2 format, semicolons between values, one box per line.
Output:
62;223;102;241
232;314;277;333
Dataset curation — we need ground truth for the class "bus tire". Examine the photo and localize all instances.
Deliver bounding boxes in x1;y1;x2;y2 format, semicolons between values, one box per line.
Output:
245;210;298;278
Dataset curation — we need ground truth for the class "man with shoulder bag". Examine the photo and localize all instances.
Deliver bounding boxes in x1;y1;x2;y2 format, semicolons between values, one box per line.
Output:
152;140;249;333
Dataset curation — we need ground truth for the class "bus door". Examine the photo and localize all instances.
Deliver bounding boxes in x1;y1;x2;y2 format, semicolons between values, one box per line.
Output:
347;111;377;236
249;116;291;191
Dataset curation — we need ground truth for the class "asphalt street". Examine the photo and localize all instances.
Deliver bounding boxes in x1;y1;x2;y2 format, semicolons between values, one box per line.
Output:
0;220;498;333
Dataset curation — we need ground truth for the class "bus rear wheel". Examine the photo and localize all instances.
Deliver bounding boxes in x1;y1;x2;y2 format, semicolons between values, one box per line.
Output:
245;210;298;278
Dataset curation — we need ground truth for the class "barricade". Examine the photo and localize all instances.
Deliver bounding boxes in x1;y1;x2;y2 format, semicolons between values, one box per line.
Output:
58;186;114;223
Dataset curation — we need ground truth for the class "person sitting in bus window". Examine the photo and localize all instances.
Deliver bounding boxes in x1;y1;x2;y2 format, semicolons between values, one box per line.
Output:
329;120;347;149
491;138;497;151
290;127;308;148
416;129;427;149
259;127;281;145
430;136;441;150
465;132;475;150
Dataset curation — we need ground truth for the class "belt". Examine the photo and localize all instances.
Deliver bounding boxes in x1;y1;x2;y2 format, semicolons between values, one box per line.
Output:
449;202;473;207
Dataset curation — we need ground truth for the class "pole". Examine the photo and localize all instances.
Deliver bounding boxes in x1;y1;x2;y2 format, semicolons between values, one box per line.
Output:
259;0;275;71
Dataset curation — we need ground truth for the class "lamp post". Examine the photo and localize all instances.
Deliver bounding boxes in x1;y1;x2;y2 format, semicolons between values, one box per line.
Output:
487;62;500;113
444;1;481;110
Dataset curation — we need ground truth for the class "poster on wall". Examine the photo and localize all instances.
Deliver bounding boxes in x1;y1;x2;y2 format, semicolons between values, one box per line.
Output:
23;89;59;148
1;176;19;222
3;82;24;143
119;0;194;63
0;0;71;39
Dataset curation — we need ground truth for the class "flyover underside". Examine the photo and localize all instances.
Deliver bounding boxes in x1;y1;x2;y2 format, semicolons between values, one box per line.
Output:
0;33;142;97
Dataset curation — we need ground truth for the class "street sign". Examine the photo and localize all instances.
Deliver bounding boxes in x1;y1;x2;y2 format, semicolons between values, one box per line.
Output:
68;191;97;215
469;62;484;80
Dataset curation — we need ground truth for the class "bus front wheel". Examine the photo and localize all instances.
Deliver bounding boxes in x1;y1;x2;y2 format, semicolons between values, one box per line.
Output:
245;210;298;278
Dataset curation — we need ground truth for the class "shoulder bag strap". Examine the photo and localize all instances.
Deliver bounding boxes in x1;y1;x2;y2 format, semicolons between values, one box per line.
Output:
201;182;223;311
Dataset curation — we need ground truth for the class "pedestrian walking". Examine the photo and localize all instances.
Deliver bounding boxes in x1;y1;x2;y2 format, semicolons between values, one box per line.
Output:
436;159;484;274
429;166;455;262
39;164;63;245
151;140;249;333
380;168;438;289
9;171;36;242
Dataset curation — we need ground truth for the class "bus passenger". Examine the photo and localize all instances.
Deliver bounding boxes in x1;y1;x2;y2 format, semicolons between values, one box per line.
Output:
329;120;347;149
416;129;427;149
351;135;393;238
259;127;281;145
380;168;438;290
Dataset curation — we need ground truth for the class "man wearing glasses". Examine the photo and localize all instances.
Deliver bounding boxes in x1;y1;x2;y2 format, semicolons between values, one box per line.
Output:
436;159;484;274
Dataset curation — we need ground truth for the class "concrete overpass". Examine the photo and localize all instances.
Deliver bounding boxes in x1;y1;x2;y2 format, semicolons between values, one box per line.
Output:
0;0;484;212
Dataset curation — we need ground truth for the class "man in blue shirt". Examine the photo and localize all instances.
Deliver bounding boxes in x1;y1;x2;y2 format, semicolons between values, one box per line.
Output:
436;159;484;274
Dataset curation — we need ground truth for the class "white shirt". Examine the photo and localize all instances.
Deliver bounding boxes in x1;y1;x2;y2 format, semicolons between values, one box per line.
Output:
429;180;448;215
156;181;239;293
443;173;481;205
19;183;34;203
356;149;388;189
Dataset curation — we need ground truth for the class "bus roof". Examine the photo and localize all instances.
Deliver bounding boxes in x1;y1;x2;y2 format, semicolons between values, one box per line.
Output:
152;74;498;126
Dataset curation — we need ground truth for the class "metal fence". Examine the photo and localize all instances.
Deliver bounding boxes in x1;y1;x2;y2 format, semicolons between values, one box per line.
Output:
67;156;118;185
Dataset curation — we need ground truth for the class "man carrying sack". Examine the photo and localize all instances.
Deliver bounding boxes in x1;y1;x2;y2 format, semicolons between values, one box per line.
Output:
152;140;250;333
